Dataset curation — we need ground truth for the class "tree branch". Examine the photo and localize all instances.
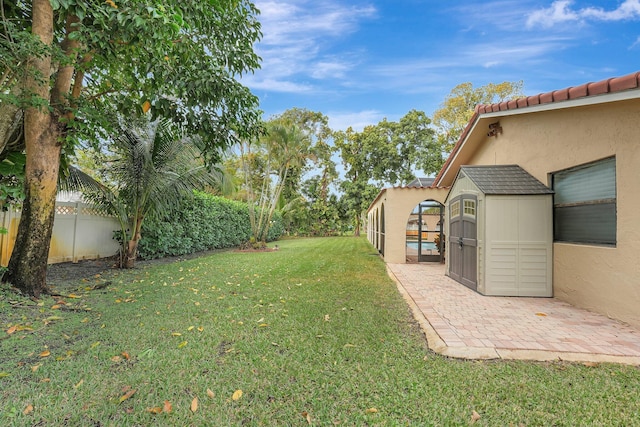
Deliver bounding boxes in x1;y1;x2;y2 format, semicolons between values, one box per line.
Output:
50;14;80;120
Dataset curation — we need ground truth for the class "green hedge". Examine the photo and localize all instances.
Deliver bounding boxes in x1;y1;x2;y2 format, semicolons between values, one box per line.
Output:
137;192;283;260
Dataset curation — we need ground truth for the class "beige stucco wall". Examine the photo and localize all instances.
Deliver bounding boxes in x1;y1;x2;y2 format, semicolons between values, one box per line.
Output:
462;97;640;327
367;187;449;264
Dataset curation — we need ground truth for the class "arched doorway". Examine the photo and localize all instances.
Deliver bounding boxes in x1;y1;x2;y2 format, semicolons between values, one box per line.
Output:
406;200;444;263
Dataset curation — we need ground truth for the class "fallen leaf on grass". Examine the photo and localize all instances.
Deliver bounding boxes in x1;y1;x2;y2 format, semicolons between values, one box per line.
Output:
187;326;195;331
583;361;599;367
74;379;84;389
207;389;215;398
365;408;378;414
119;389;136;403
43;316;64;325
23;404;34;415
177;341;188;348
51;304;62;310
301;411;312;424
197;326;204;332
535;312;547;317
163;400;172;413
0;372;10;378
232;390;243;401
471;411;481;423
190;396;198;412
324;314;330;322
121;352;130;360
39;350;51;358
171;332;182;336
146;406;163;414
6;325;17;335
111;356;122;363
56;354;69;361
31;364;41;372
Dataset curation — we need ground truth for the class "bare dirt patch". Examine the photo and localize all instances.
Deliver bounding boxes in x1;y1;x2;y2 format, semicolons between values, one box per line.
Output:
45;248;230;287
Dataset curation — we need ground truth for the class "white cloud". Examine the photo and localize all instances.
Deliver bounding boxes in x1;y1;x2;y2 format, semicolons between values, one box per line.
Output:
311;59;352;79
582;0;640;21
449;1;545;32
526;0;579;28
257;1;376;45
527;0;640;28
241;76;315;93
248;1;377;94
327;110;385;131
367;36;569;92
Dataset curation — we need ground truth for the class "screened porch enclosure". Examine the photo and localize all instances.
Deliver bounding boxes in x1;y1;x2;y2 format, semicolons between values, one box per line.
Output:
405;200;444;263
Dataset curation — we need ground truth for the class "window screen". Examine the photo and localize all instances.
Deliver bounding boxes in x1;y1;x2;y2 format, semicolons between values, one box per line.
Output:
552;157;616;245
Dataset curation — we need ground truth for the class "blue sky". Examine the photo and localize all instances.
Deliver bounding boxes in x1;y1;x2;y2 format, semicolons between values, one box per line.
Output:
243;0;640;131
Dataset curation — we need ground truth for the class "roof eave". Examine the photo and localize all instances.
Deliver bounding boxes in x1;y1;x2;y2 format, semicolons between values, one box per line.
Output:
434;88;640;188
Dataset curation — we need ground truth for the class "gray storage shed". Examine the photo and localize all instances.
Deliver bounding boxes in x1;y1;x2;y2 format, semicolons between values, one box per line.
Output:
446;165;554;297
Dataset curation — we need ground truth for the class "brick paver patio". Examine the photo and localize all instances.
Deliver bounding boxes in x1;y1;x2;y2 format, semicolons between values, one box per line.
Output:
388;263;640;365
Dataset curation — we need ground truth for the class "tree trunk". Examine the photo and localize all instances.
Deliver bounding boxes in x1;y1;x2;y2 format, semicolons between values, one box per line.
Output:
124;239;139;269
123;216;143;268
354;214;361;237
5;0;57;297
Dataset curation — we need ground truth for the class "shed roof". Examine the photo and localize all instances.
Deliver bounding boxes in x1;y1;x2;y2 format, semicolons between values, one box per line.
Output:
460;165;554;195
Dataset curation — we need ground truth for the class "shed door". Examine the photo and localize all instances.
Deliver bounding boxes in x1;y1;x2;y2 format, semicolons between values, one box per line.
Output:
449;195;477;290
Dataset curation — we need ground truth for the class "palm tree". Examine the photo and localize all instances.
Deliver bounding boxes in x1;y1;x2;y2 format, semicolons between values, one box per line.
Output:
240;121;310;246
86;117;225;268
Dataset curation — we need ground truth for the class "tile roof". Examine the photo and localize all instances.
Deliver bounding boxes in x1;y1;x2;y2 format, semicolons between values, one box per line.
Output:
475;71;640;114
434;70;640;187
460;165;554;195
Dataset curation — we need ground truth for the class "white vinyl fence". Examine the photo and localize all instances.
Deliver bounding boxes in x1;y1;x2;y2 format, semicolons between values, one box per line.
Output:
1;202;121;266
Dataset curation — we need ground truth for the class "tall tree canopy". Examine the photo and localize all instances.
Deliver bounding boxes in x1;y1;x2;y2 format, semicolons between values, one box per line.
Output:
334;110;439;235
432;81;524;153
275;108;339;235
1;0;263;296
364;109;439;186
333;127;376;237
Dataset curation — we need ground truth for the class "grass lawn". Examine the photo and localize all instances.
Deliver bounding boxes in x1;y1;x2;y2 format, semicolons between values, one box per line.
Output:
1;236;639;426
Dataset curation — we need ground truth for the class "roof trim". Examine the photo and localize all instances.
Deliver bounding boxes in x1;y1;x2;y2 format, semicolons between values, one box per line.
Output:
434;71;640;187
476;71;640;115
